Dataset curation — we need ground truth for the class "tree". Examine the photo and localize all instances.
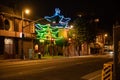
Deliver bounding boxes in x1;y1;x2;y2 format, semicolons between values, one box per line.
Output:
72;15;97;55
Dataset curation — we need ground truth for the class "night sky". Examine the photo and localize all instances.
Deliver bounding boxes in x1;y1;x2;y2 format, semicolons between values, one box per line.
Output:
0;0;119;33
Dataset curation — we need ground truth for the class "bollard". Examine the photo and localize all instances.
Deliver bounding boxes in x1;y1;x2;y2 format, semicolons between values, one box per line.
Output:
102;62;113;80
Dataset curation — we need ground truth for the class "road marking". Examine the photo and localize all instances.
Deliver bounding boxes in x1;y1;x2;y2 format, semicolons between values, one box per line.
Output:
89;74;101;80
40;66;56;71
81;70;102;80
0;66;56;78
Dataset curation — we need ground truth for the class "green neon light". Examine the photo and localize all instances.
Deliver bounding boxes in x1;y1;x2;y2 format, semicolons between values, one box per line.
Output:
35;24;63;41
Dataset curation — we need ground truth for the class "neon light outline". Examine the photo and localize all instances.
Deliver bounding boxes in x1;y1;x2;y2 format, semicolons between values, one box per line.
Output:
44;8;71;28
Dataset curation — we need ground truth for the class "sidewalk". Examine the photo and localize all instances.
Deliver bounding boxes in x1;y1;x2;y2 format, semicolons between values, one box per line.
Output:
0;55;66;63
0;54;112;63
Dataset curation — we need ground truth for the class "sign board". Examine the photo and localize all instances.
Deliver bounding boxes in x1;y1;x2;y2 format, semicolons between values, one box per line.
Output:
20;32;24;38
20;32;22;38
113;25;120;80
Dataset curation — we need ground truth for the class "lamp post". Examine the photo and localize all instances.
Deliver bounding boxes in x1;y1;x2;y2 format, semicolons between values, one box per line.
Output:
94;18;99;32
51;38;54;56
104;33;108;53
104;33;108;44
21;9;30;59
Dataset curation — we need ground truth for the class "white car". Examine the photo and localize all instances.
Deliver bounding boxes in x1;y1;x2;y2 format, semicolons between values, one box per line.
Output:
104;50;114;54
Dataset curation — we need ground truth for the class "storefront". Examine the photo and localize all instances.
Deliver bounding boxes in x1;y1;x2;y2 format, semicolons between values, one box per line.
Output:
0;12;35;59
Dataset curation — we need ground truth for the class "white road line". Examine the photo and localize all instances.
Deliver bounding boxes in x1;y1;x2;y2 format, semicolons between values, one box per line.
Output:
0;66;56;78
81;70;102;80
89;74;101;80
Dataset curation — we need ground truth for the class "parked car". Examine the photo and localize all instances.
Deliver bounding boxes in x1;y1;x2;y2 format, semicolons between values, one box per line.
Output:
104;49;114;54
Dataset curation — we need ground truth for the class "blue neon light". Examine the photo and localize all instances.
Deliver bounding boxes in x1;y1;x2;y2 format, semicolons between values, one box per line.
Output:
44;8;71;28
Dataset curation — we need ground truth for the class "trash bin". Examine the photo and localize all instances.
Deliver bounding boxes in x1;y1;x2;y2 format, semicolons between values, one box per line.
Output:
38;52;41;59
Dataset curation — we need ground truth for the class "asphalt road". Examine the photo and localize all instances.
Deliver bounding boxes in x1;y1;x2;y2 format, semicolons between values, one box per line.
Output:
0;54;113;80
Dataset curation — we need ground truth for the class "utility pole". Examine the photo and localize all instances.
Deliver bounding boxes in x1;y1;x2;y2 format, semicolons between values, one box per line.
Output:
113;25;120;80
21;14;44;59
21;9;24;59
21;9;30;59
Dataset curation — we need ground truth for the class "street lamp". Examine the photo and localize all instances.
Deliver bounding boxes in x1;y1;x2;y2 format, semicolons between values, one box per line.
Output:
94;18;99;23
103;33;108;54
21;9;30;59
104;33;108;37
70;25;73;29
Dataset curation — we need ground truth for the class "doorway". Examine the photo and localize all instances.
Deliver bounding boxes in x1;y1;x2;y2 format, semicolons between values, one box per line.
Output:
4;38;13;59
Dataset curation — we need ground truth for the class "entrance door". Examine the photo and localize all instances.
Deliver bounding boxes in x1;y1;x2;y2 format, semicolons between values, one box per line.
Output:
4;38;13;59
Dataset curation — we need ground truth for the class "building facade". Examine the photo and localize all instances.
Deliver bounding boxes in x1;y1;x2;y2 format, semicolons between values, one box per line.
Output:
0;12;35;59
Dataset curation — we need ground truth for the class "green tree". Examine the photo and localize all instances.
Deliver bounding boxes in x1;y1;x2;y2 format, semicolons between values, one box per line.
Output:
72;15;97;55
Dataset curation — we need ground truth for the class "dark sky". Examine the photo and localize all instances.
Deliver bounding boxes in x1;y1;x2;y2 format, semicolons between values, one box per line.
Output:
19;0;114;19
0;0;115;17
0;0;119;32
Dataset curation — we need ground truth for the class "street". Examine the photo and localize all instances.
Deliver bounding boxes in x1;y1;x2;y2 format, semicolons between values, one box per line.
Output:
0;54;113;80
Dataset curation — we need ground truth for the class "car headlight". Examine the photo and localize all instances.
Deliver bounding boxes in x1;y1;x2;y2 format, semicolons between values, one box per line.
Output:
110;51;113;54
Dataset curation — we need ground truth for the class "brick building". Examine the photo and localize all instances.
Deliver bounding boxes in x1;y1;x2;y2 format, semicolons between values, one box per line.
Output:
0;12;35;59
